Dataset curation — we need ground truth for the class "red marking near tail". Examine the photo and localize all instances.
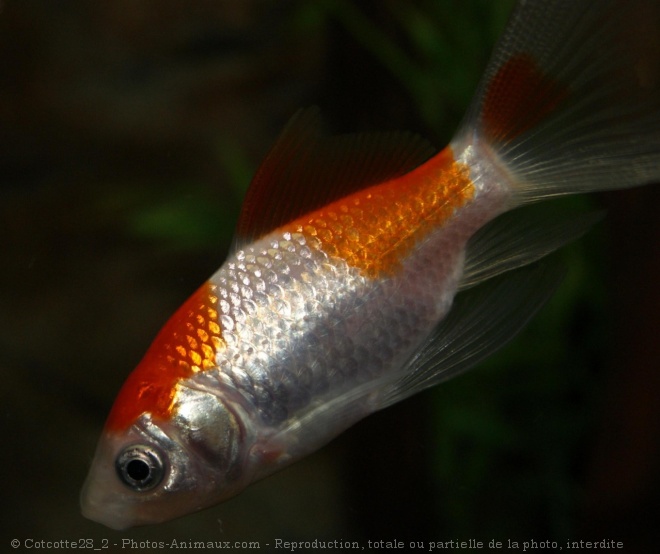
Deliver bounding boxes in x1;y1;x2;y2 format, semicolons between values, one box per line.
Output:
482;54;568;143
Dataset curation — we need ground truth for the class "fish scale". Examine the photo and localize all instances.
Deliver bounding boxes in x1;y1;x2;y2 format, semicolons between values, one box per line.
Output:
210;231;432;426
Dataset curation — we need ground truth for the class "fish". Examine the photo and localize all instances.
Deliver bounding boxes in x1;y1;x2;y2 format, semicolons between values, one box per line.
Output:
81;0;660;529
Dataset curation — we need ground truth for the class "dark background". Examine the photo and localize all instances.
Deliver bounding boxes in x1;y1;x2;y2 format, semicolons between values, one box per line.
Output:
1;1;658;552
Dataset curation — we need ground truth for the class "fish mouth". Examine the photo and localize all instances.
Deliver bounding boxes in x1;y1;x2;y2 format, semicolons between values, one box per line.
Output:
80;471;175;530
79;444;147;531
80;477;135;530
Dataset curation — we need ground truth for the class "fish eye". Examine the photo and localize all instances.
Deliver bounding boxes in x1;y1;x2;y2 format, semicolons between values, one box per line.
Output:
115;445;165;492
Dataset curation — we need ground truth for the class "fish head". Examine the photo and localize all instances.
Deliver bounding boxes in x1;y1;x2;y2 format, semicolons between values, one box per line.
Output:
81;385;249;529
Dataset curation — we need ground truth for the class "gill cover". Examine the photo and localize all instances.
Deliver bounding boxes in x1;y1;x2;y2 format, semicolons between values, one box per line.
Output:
81;386;247;530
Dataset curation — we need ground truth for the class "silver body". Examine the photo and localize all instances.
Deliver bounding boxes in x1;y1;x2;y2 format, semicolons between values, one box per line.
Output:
81;136;511;529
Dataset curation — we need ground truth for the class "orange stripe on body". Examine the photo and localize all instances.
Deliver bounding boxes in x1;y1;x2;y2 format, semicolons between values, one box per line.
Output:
106;282;225;431
283;147;475;277
106;147;472;430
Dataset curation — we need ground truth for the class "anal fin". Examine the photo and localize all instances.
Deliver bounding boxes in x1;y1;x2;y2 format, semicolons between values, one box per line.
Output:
460;204;603;290
379;259;565;409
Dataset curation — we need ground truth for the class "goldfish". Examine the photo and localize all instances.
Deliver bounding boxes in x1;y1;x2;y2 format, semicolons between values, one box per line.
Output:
81;0;660;529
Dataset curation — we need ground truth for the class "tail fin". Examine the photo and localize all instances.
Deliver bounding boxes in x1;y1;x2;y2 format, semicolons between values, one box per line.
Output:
459;0;660;203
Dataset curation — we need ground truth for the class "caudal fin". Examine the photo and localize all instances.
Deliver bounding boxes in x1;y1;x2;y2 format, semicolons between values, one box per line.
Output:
460;0;660;203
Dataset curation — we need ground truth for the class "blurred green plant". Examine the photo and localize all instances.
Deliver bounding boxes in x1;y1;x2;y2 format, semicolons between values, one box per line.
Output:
298;0;514;129
126;186;236;252
119;135;253;252
429;204;608;542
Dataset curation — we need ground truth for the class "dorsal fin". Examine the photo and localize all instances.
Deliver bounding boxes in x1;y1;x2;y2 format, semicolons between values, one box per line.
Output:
232;107;436;250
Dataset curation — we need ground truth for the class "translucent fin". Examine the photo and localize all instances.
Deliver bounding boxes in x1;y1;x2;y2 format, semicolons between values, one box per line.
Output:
460;206;603;290
379;260;565;409
253;373;396;477
233;107;435;250
460;0;660;202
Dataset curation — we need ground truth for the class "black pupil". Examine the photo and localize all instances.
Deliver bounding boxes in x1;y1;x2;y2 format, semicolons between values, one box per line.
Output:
126;459;150;482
